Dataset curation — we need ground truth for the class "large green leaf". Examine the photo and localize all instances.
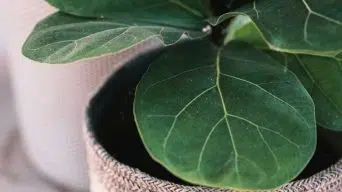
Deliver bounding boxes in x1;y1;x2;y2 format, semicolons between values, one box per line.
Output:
134;40;316;190
267;52;342;131
226;15;342;131
211;0;342;58
45;0;211;29
22;12;208;64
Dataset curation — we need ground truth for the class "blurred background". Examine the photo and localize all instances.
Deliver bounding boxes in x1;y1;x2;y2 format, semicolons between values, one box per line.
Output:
0;0;119;191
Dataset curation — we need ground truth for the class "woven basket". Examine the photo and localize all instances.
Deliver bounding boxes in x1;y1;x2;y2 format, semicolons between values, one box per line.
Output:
84;43;342;192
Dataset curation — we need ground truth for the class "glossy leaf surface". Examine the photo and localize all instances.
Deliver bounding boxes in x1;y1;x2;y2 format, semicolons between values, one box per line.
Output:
22;12;207;64
213;0;342;58
268;52;342;131
45;0;211;29
227;15;342;131
134;40;316;190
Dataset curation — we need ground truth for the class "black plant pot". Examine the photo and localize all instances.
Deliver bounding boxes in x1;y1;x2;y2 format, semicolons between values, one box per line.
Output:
84;45;342;192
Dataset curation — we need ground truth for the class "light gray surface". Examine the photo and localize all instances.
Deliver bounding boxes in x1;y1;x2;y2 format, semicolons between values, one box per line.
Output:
0;60;81;192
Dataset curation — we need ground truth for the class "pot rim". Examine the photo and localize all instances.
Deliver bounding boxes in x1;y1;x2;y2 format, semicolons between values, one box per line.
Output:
84;126;342;192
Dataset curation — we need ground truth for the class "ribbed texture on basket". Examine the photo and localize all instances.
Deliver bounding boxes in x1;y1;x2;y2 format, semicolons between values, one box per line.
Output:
84;126;342;192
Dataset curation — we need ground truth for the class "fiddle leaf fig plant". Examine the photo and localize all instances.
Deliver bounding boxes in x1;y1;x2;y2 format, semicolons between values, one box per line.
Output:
22;0;342;191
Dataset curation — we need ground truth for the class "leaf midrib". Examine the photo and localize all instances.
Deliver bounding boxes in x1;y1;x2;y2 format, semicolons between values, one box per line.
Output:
160;50;307;178
28;23;202;52
43;27;134;63
216;49;240;180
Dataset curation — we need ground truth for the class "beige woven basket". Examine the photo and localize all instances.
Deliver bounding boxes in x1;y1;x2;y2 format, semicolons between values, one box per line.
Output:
85;130;342;192
84;43;342;192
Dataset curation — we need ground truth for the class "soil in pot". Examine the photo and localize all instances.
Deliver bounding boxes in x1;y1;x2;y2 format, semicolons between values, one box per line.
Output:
87;51;342;187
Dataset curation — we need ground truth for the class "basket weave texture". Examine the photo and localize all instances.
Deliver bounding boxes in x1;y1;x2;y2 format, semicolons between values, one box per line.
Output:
84;128;342;192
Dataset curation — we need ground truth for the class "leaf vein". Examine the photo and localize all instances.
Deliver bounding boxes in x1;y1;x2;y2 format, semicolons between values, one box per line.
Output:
226;114;300;149
143;64;214;95
240;155;267;177
29;27;129;51
196;117;225;172
216;50;240;181
220;72;311;129
163;85;216;150
295;55;342;116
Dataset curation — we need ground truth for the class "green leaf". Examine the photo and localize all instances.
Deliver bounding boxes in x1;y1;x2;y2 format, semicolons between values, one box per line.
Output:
22;12;208;64
45;0;211;29
226;14;342;131
134;40;316;190
225;15;267;48
267;52;342;131
212;0;342;58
